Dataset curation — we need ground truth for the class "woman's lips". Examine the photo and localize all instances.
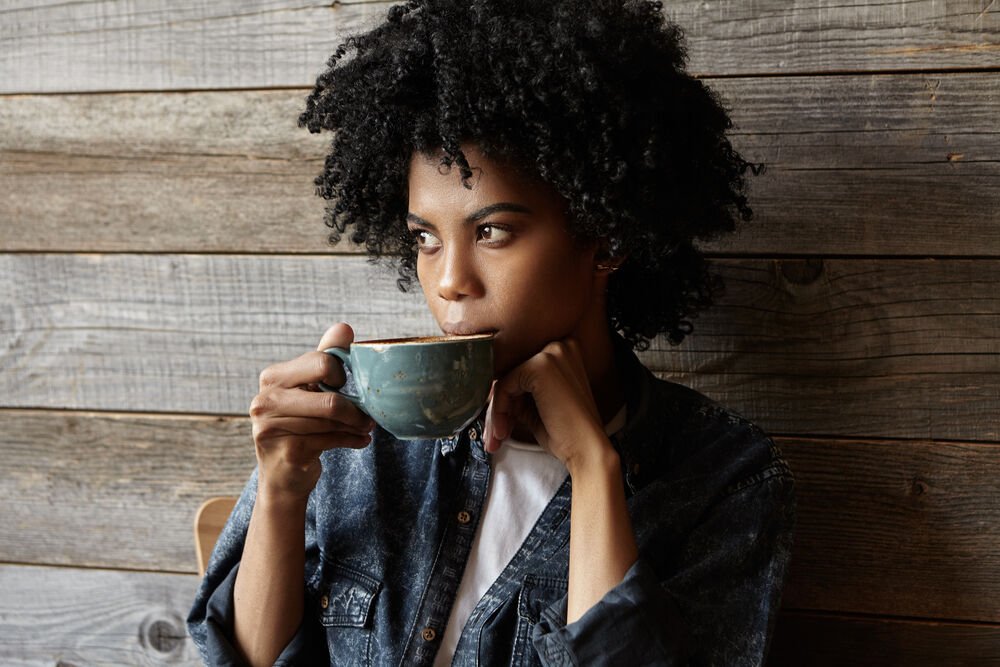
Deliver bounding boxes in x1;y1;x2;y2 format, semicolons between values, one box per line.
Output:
442;321;498;336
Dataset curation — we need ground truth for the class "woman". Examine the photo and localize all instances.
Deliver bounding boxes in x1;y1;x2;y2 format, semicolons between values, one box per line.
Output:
188;0;796;664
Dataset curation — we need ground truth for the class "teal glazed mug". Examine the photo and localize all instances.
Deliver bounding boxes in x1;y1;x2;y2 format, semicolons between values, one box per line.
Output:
318;333;495;440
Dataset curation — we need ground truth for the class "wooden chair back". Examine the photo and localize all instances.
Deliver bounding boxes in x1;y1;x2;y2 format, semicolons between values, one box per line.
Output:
194;496;238;578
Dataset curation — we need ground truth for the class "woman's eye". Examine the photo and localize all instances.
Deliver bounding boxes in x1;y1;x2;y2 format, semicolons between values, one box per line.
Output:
478;224;512;244
410;228;441;249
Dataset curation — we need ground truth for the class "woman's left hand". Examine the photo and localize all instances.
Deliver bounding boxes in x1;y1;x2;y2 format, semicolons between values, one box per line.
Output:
483;337;614;472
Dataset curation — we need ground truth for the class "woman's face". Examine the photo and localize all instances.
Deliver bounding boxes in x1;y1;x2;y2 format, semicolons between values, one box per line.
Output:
406;143;604;377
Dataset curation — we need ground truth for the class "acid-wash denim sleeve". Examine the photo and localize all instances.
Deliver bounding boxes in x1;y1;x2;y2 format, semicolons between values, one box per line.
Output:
531;557;695;665
186;467;328;666
530;466;796;666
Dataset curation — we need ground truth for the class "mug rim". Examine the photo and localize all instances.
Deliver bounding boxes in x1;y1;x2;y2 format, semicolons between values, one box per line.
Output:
354;332;496;347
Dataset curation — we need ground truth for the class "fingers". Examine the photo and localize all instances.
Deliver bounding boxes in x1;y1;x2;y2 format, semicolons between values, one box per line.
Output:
249;323;368;502
265;431;373;466
484;338;595;453
486;393;543;454
252;415;372;441
484;395;503;453
251;386;374;432
259;348;349;392
485;357;542;453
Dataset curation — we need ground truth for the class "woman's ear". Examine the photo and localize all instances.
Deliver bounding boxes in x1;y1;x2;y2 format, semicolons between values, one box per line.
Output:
593;239;627;274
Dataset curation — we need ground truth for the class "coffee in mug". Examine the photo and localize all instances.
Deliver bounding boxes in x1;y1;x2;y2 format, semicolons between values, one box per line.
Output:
319;333;494;440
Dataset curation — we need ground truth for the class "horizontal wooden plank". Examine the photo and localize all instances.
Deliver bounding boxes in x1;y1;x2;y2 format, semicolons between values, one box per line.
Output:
2;563;997;666
0;410;256;573
2;254;997;440
2;410;1000;623
2;73;997;255
0;563;201;665
779;437;1000;622
768;611;1000;666
0;89;333;253
669;0;1000;74
714;72;1000;256
645;258;1000;441
0;0;389;94
1;1;997;94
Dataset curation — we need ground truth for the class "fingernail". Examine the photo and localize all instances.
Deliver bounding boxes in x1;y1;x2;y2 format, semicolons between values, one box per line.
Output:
493;414;505;440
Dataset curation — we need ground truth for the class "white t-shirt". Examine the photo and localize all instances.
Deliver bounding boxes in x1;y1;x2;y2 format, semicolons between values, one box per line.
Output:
433;404;628;665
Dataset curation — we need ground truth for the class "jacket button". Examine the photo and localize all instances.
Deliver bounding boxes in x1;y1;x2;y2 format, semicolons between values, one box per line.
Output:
457;510;471;524
422;627;436;641
468;428;478;441
320;595;329;609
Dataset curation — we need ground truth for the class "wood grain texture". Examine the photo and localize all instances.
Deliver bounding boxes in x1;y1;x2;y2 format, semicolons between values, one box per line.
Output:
2;409;1000;622
767;611;1000;666
779;437;1000;623
0;0;391;94
1;562;997;666
715;72;1000;256
0;410;256;573
2;254;997;440
666;0;1000;74
0;90;332;253
0;563;202;665
1;0;997;94
644;258;1000;441
2;74;998;255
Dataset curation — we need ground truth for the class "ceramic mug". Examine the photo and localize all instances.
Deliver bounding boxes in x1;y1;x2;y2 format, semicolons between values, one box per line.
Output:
319;333;495;440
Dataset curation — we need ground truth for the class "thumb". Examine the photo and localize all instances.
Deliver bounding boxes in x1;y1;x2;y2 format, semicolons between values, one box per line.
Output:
318;322;355;352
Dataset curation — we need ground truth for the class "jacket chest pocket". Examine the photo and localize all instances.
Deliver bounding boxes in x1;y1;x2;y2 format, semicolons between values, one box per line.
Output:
513;574;568;667
316;559;381;666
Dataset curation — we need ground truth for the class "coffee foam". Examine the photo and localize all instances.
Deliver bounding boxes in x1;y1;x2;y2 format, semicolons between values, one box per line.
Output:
356;332;495;346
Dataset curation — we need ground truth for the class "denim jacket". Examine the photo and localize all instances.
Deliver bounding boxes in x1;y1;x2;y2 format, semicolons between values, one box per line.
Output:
187;333;796;666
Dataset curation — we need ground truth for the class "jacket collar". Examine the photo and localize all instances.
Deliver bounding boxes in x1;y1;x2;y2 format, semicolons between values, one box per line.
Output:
605;332;669;495
607;331;654;447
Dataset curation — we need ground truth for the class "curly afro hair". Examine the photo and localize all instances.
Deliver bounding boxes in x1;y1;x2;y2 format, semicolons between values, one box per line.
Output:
297;0;763;351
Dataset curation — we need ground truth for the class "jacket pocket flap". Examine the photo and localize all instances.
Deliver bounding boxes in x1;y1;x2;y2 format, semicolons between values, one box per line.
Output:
517;574;567;624
319;561;381;628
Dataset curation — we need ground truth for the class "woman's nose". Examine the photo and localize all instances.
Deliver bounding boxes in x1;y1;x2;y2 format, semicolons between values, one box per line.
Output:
436;247;484;301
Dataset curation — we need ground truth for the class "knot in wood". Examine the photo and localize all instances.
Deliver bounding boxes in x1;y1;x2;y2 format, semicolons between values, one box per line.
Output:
778;259;824;285
910;478;929;496
139;612;186;659
147;619;183;652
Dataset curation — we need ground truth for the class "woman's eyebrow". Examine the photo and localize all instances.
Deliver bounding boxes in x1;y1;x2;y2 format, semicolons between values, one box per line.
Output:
406;202;533;229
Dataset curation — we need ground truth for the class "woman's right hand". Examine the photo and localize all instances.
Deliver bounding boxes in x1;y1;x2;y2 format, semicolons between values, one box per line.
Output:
248;322;376;505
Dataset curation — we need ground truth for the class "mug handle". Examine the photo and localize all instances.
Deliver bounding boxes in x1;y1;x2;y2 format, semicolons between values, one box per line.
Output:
318;347;366;413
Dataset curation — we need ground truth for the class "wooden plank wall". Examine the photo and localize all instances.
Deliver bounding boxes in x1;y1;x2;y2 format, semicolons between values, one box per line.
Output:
1;1;997;664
